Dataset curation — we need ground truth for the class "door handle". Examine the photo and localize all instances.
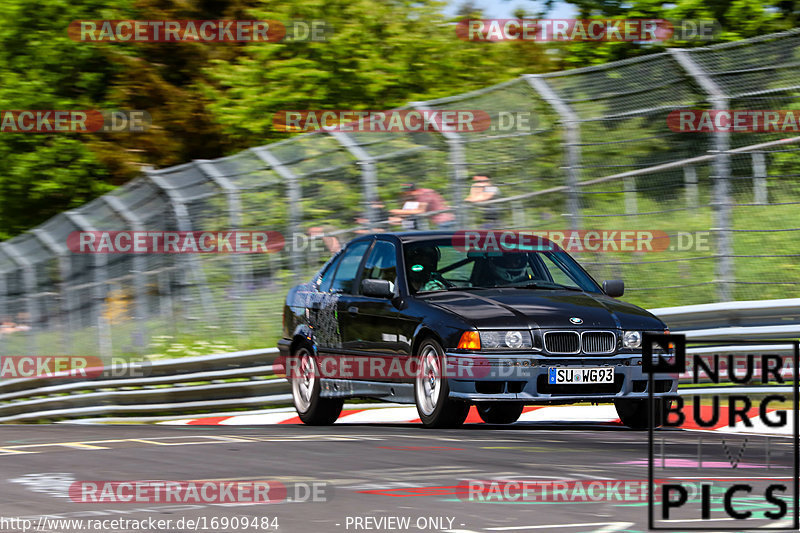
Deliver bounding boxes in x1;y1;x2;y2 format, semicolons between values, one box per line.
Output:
348;306;359;314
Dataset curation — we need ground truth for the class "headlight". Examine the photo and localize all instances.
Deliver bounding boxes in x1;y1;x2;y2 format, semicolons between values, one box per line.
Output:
479;330;533;350
622;330;642;348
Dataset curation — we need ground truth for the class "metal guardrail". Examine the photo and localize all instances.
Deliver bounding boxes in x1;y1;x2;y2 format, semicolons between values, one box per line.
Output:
652;298;800;331
0;348;283;423
0;299;797;423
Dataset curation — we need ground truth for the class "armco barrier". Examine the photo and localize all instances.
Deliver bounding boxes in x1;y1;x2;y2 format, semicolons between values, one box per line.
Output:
0;299;797;422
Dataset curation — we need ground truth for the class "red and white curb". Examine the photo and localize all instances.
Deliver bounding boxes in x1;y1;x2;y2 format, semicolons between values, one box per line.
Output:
159;404;792;435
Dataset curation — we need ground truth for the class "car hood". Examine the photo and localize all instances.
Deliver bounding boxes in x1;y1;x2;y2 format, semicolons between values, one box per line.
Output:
419;288;663;330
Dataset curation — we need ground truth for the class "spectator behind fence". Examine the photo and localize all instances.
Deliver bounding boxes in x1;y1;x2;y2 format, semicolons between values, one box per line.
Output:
354;200;389;233
307;226;341;254
0;316;30;337
465;174;499;228
389;183;455;230
0;319;16;337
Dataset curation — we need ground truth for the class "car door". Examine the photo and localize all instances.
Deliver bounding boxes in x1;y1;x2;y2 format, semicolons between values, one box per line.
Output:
314;239;371;354
347;239;401;360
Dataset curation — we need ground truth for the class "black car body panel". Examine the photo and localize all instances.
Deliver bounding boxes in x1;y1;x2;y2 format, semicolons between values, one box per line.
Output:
279;232;678;406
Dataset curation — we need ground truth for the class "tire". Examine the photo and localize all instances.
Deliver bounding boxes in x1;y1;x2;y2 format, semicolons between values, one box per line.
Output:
614;398;671;430
477;402;524;424
289;343;343;425
414;338;469;428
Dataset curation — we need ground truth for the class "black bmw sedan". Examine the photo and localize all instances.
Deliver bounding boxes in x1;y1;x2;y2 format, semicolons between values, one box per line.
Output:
278;231;677;428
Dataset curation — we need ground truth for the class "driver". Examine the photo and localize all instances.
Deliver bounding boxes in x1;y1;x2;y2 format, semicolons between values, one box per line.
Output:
406;246;446;293
485;253;531;285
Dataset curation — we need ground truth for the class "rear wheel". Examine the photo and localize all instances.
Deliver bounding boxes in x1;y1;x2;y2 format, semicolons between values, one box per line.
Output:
614;398;670;429
414;339;469;428
477;402;524;424
290;343;343;425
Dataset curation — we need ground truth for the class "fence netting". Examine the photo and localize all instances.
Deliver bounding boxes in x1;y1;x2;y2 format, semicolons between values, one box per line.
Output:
2;29;800;357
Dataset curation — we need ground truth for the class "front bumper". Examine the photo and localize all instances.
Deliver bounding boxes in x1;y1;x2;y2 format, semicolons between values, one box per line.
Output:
444;351;678;402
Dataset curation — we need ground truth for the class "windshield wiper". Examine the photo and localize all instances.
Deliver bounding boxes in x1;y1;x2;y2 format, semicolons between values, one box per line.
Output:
496;281;584;291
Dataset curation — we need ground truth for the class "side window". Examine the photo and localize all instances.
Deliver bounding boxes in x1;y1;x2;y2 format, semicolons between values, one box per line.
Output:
317;253;343;292
329;240;371;293
359;241;398;291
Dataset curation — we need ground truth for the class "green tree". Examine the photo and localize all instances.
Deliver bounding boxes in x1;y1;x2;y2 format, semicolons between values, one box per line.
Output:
506;0;798;66
0;0;555;239
202;0;555;148
0;0;253;239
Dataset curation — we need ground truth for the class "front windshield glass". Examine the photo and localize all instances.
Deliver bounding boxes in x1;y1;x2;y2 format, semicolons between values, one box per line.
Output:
402;238;602;294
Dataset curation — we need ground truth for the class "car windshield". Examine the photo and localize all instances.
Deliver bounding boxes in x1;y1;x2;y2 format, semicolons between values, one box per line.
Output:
402;238;602;294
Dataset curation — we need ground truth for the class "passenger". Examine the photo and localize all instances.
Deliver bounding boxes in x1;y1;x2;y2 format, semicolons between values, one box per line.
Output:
475;254;531;286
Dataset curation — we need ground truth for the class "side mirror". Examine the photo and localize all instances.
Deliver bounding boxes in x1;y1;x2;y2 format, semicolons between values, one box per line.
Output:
603;279;624;298
361;279;395;299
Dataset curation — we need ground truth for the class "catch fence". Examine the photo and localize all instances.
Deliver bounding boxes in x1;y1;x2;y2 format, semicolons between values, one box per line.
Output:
2;29;800;358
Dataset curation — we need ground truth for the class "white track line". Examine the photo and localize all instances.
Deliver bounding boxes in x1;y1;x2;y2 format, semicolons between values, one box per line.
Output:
335;406;420;424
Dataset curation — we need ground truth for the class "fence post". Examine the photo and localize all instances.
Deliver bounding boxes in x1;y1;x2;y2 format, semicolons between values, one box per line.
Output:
63;211;111;359
146;169;215;328
624;177;638;215
31;228;73;355
752;151;768;204
409;102;468;228
670;49;733;302
328;131;379;230
0;243;36;355
195;161;247;337
0;271;5;353
684;165;699;208
103;196;149;353
523;75;582;232
251;147;304;282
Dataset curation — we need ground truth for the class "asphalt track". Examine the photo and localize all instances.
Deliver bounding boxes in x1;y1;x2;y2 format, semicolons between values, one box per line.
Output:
0;420;796;533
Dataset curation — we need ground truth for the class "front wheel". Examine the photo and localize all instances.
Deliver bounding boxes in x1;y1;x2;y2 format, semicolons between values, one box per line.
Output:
414;339;469;428
614;398;671;430
290;343;343;425
477;402;524;424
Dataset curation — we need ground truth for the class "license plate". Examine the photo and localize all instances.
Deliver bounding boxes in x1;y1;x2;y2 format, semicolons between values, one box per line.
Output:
548;367;614;384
